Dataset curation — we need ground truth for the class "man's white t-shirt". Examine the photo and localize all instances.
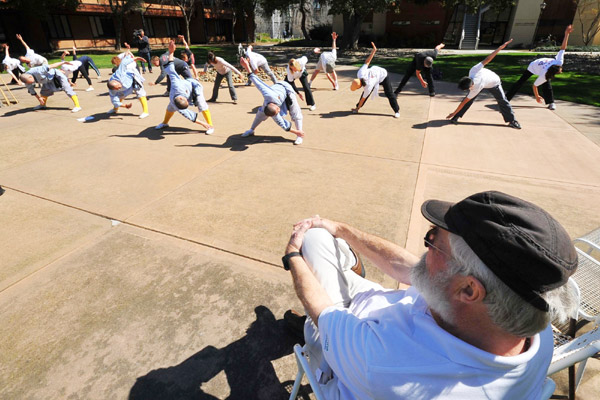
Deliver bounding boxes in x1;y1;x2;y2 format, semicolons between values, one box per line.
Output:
467;62;501;99
357;64;387;100
317;286;553;399
246;49;268;71
25;48;48;67
2;55;21;71
528;50;565;86
61;60;82;73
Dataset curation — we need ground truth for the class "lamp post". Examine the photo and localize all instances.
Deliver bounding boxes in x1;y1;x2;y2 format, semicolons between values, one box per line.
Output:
531;1;548;49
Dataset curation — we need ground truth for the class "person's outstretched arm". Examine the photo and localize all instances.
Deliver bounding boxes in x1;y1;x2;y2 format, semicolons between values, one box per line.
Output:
331;31;338;50
560;25;573;51
364;42;377;66
435;43;445;51
481;39;512;66
16;34;30;51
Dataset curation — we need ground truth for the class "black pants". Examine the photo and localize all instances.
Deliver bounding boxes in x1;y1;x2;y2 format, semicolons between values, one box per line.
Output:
456;84;515;123
286;72;315;106
10;66;24;83
358;76;399;113
506;69;554;104
395;58;434;94
139;51;152;72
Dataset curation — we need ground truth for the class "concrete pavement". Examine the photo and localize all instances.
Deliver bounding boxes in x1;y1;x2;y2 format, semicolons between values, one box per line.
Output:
1;65;599;398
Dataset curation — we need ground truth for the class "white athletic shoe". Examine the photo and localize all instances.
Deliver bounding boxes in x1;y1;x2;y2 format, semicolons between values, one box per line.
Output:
155;123;168;130
71;107;82;113
548;103;556;110
394;112;400;118
138;112;149;119
309;105;316;111
334;82;339;90
33;104;46;110
86;87;95;92
241;129;255;137
107;108;117;114
205;128;215;135
294;136;303;145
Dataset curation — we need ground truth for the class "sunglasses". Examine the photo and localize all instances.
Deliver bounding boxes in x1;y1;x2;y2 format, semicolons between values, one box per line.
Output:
424;226;451;257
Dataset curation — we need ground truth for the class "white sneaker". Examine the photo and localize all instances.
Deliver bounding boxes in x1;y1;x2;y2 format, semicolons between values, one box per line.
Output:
294;136;303;145
308;81;312;88
309;105;316;111
548;103;556;110
334;82;339;90
241;129;255;137
155;123;168;130
33;104;46;110
394;112;400;118
71;107;82;113
107;108;117;114
86;87;95;92
205;127;214;135
139;112;149;119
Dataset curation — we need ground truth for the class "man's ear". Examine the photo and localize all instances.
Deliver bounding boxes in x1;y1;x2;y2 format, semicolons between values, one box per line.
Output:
457;276;486;303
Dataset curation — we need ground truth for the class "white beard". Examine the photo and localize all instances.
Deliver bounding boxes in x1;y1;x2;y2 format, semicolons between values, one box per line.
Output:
410;253;455;324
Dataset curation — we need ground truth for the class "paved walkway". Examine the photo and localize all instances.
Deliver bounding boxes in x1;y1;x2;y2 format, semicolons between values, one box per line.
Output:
0;65;599;399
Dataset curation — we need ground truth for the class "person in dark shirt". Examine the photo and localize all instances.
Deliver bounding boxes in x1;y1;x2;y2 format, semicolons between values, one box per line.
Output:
394;43;444;97
150;52;193;94
135;29;152;73
177;35;198;78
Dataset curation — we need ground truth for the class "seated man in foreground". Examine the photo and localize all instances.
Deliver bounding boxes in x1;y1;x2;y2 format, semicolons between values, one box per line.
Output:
284;191;578;399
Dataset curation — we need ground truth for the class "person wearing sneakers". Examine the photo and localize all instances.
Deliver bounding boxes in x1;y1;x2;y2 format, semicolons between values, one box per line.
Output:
239;56;305;145
20;61;82;112
107;52;149;119
283;191;579;399
16;34;48;68
244;45;278;85
155;40;214;134
203;51;243;104
60;48;97;92
286;55;316;111
506;25;573;111
309;32;339;90
447;39;521;129
2;44;25;85
394;43;445;97
350;42;400;118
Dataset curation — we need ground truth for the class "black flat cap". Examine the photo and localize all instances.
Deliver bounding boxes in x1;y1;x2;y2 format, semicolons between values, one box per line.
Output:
421;191;577;311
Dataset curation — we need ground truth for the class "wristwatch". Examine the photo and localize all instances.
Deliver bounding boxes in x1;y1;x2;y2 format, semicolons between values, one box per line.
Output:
281;251;302;271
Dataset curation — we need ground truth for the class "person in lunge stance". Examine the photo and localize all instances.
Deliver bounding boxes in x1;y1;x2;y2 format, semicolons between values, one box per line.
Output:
60;47;101;92
394;43;445;97
447;39;521;129
2;44;25;85
107;51;149;119
177;35;199;78
243;45;278;85
350;42;400;118
20;61;81;112
309;32;339;90
155;40;214;134
16;34;47;68
239;56;305;145
505;25;573;111
286;54;316;111
204;51;243;104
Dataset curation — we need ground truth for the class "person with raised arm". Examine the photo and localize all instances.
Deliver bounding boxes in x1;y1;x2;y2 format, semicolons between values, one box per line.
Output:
394;43;445;97
177;35;198;78
19;60;81;112
106;47;149;119
309;32;339;90
16;33;47;68
2;44;25;85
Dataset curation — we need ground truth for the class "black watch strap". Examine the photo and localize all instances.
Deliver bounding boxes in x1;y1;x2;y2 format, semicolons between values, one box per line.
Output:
282;251;302;271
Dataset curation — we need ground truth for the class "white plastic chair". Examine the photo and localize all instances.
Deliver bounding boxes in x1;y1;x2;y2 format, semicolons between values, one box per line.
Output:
541;377;557;400
289;344;325;400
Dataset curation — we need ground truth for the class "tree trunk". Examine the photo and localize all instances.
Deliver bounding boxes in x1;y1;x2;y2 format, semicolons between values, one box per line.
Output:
299;0;311;40
232;10;237;44
114;14;123;51
342;12;363;49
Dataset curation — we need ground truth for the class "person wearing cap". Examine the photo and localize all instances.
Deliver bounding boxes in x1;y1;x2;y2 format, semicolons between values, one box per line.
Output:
446;39;521;130
239;56;305;145
155;40;214;134
283;190;578;399
16;34;48;68
20;61;82;112
243;45;277;85
107;50;149;119
394;43;445;97
350;42;400;118
286;55;316;111
309;32;339;90
506;25;573;111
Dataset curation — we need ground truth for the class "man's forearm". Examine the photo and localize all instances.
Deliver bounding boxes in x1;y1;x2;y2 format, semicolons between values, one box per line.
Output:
332;222;418;284
289;256;333;326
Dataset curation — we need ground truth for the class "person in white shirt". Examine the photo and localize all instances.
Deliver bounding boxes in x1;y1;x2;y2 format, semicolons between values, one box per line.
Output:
283;191;579;400
447;39;521;129
2;44;25;85
16;34;47;68
309;32;339;90
285;55;316;111
244;45;277;85
204;51;243;104
350;42;400;118
506;25;573;111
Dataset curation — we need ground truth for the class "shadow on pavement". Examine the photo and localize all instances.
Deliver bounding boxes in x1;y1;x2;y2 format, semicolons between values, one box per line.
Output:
412;119;507;129
128;306;299;400
178;134;294;151
319;110;392;119
1;106;69;117
112;126;200;140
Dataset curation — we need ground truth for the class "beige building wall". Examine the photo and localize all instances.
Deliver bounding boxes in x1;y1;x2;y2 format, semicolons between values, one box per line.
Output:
571;4;600;45
507;0;543;47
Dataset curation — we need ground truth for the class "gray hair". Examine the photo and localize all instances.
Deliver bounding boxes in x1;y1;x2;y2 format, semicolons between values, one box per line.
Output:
448;233;579;337
424;56;434;68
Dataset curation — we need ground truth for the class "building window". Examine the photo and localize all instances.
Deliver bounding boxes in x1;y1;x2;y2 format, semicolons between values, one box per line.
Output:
46;14;72;39
89;16;115;38
165;19;181;36
143;18;155;37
